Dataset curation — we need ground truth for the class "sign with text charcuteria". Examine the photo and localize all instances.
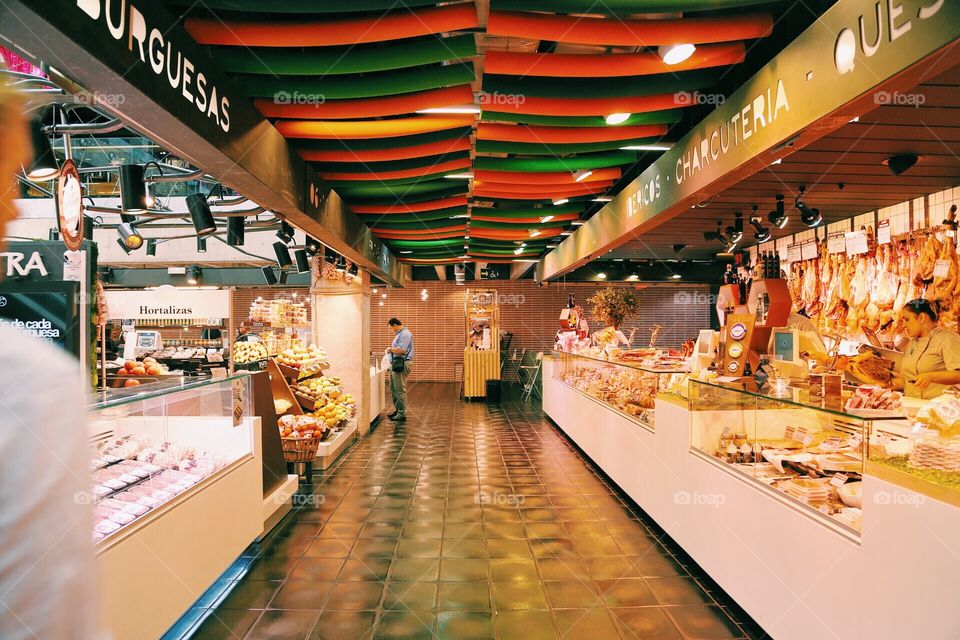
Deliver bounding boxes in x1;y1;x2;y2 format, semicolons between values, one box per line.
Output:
538;0;960;281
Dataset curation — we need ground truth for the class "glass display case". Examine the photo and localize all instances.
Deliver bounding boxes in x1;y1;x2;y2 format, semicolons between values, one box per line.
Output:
87;374;254;544
689;379;873;535
552;350;688;431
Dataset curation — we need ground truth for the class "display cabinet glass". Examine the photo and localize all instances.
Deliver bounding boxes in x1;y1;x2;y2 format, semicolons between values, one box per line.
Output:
87;374;254;544
552;350;688;431
689;379;871;536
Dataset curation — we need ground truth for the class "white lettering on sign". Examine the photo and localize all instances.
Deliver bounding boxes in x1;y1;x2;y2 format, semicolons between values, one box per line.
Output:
834;0;945;75
76;0;231;133
0;252;49;277
625;174;662;217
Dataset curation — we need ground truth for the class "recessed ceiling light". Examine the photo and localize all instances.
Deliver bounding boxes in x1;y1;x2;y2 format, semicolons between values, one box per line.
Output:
573;169;593;183
444;172;473;179
416;106;480;114
530;229;541;237
849;116;860;123
671;273;682;279
552;198;569;205
513;259;540;263
605;112;631;125
597;272;607;279
770;158;783;165
540;215;554;223
620;144;672;151
514;247;524;255
571;220;584;226
627;274;639;281
659;43;696;65
399;250;413;254
592;197;613;202
561;231;572;236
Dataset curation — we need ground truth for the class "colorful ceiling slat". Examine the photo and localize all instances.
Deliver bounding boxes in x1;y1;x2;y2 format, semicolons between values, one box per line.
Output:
169;0;783;264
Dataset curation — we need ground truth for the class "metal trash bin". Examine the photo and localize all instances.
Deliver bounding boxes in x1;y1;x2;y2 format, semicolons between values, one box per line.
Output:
485;379;502;403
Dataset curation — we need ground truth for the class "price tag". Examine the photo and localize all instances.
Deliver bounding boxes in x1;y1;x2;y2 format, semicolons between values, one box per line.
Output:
845;230;868;256
830;473;849;487
787;244;802;263
934;259;950;278
827;233;846;254
802;433;814;447
877;220;891;245
801;240;818;261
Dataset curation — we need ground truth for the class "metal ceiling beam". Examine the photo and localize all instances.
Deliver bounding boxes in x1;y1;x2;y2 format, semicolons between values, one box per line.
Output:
0;0;403;287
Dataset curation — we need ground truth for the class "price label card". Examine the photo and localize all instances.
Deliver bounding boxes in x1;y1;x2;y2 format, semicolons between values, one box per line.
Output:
827;233;846;254
787;244;802;263
845;230;869;256
801;240;818;261
877;220;891;245
830;473;849;487
934;259;950;278
802;434;814;447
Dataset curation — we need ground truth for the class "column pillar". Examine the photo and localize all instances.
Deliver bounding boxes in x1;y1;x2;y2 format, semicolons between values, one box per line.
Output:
311;264;372;436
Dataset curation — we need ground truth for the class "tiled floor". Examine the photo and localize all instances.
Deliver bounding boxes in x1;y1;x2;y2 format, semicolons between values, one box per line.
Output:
168;383;768;640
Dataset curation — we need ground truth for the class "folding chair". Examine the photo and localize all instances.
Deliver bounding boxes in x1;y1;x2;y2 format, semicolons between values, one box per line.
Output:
519;351;543;401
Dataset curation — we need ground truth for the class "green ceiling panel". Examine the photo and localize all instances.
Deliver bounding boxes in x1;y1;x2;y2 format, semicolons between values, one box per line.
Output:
472;206;581;217
338;179;461;198
476;137;659;155
481;109;684;127
298;128;472;151
168;0;442;11
490;0;778;13
234;63;474;99
474;152;636;172
371;218;468;230
358;206;468;223
345;186;467;205
312;151;471;173
216;34;476;75
482;69;714;98
470;219;569;230
388;238;465;248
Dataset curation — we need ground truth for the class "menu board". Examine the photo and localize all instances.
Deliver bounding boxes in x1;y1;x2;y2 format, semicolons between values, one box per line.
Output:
0;281;81;357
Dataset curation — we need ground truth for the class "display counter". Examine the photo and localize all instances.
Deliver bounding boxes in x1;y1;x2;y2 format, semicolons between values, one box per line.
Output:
543;355;960;640
88;375;265;640
369;359;386;426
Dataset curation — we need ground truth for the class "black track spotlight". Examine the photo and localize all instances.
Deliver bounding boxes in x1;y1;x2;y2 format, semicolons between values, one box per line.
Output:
117;221;143;251
48;228;60;241
335;254;347;272
186;193;217;236
261;266;277;285
26;116;58;181
185;266;201;285
227;216;245;246
348;263;359;278
750;216;771;242
768;195;788;229
795;187;822;227
672;244;686;254
726;212;744;244
273;241;293;267
883;153;921;176
278;270;289;285
119;164;148;212
305;236;321;255
294;249;311;274
277;220;295;243
197;236;207;253
116;237;135;254
146;239;157;256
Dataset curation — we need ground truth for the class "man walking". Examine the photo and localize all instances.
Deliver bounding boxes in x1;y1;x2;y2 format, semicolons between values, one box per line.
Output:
386;318;414;421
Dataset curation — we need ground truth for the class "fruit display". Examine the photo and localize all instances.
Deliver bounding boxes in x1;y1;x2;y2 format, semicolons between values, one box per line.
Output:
233;341;268;364
275;343;330;371
249;297;309;326
116;357;168;377
278;414;325;439
260;331;301;356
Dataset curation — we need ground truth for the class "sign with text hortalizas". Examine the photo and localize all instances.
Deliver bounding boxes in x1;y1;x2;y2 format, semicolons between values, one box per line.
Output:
538;0;960;281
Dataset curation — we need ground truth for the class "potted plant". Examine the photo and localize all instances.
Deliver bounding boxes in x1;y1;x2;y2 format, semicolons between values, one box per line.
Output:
587;285;641;350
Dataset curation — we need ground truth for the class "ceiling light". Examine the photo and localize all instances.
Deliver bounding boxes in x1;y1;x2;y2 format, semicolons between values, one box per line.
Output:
605;112;631;125
117;222;143;250
627;274;639;281
146;239;157;257
770;158;782;166
514;247;524;255
379;301;384;306
119;164;148;212
197;236;207;253
750;215;771;242
416;106;481;114
186;193;217;236
277;220;295;243
278;270;289;285
348;263;359;278
659;43;696;65
513;259;540;263
726;212;744;243
768;195;788;228
381;293;387;299
372;288;378;294
571;220;584;226
573;169;593;183
530;229;541;237
261;266;277;285
561;231;573;236
274;241;293;267
335;255;347;272
305;236;320;255
592;197;613;202
619;144;672;151
671;273;683;279
444;172;473;179
185;266;201;285
115;238;135;254
597;272;607;279
227;216;245;246
399;250;413;254
552;198;569;206
26;117;58;180
795;188;821;227
673;244;686;253
540;215;554;223
294;249;311;274
849;116;860;123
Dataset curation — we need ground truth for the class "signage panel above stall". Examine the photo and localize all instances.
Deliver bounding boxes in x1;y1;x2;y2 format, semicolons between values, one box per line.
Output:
104;288;231;320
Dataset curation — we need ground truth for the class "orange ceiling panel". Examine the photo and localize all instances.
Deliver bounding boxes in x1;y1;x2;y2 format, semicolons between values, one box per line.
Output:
351;196;469;214
473;168;620;184
476;122;667;143
298;138;471;163
276;115;475;139
320;158;470;182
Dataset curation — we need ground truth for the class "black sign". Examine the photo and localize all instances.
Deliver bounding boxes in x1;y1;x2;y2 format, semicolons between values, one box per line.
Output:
0;281;81;356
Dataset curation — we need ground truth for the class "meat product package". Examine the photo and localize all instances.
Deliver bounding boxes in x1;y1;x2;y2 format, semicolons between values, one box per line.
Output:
915;234;941;284
927;235;958;302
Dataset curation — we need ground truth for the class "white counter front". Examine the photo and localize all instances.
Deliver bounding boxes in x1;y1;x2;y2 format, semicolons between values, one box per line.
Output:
370;365;386;425
542;356;960;640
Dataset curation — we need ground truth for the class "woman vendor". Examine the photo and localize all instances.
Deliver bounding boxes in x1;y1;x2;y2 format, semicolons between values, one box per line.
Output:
892;299;960;398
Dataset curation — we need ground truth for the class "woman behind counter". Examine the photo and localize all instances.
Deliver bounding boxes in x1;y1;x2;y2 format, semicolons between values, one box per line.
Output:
893;299;960;398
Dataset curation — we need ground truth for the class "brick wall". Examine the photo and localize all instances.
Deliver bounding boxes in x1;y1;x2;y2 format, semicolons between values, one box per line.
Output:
370;281;713;382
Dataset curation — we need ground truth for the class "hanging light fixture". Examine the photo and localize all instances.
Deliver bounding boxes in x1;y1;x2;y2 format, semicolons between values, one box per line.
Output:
552;198;569;206
26;117;58;181
294;249;310;274
573;169;593;183
335;255;347;272
276;220;295;243
197;236;207;253
186;193;217;235
119;164;148;213
795;187;822;227
261;266;277;285
605;113;630;125
117;221;143;250
185;266;201;285
273;241;293;267
750;215;771;243
304;236;320;255
227;216;245;246
658;44;696;65
768;195;788;229
146;239;157;257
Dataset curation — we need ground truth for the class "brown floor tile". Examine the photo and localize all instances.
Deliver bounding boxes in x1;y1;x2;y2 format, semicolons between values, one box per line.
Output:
492;581;550;610
324;582;385;610
442;538;487;559
439;559;488;582
389;558;440;582
544;580;603;609
218;580;281;610
554;608;622;640
489;558;540;582
303;538;353;559
310;610;376;640
396;539;442;558
611;607;684;639
245;610;318;640
483;522;526;539
594;578;659;607
188;610;260;640
337;558;392;582
268;582;333;610
350;539;398;560
373;611;436;640
667;605;745;639
486;538;532;558
383;582;438;611
436;611;494;639
438;581;491;610
647;577;716;606
494;610;559;640
536;557;590;581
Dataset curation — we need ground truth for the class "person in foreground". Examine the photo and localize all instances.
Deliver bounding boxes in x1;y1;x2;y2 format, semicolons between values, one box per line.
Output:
0;82;98;638
893;298;960;399
386;317;414;421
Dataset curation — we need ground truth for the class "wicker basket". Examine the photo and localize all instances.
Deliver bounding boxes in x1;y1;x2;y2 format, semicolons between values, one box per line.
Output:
281;435;323;463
